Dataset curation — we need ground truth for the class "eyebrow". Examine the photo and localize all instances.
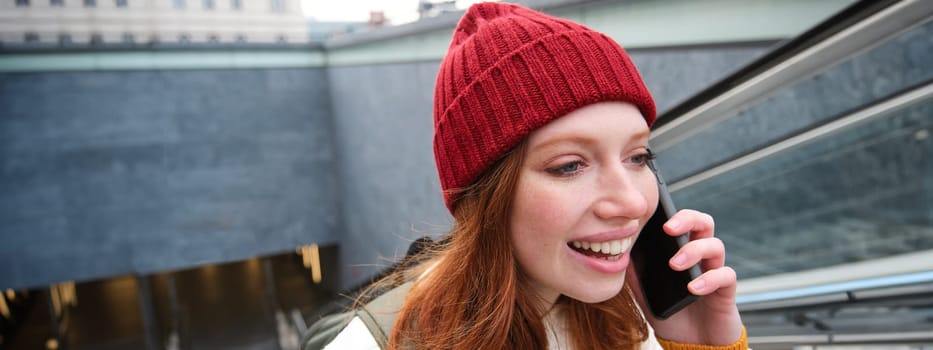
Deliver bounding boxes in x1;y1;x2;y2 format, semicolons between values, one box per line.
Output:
530;128;651;152
530;135;599;152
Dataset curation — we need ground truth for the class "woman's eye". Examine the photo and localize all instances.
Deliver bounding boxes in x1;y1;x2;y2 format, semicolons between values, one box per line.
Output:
626;150;655;167
629;154;648;165
546;161;584;176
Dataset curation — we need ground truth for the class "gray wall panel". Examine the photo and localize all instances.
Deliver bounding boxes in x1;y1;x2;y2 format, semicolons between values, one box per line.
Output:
630;45;771;113
0;68;339;290
327;62;450;288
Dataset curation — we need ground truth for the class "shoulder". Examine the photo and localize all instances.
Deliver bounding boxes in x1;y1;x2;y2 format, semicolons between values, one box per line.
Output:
300;313;381;350
301;282;414;350
324;316;382;350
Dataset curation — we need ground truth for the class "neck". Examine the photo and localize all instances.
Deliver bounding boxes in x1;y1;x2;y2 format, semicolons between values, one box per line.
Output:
525;280;561;315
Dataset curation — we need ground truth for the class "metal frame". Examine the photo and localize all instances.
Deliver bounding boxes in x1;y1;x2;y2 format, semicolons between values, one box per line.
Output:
750;331;933;346
669;80;933;192
737;250;933;305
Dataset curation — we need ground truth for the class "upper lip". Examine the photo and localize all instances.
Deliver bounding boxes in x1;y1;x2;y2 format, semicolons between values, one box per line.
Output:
569;225;640;242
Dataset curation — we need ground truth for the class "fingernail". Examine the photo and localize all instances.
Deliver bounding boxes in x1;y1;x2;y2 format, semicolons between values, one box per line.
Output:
666;219;681;231
671;253;686;267
689;279;706;293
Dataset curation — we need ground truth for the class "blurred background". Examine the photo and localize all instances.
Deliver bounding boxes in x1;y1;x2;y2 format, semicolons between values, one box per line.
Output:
0;0;931;349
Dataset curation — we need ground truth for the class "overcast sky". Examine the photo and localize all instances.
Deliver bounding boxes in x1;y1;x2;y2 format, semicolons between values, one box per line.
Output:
301;0;491;24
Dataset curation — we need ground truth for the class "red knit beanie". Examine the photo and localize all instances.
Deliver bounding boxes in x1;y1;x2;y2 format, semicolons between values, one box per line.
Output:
434;2;656;212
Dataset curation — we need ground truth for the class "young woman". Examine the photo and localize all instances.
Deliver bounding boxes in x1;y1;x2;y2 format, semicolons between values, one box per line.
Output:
309;2;746;349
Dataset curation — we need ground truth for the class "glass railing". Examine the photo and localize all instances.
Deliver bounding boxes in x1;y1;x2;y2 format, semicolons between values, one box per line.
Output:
652;0;933;280
648;0;933;344
674;92;931;278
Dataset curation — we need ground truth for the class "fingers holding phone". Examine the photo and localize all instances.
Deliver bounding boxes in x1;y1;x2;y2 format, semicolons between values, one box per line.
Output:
664;209;714;240
635;158;743;344
664;211;734;296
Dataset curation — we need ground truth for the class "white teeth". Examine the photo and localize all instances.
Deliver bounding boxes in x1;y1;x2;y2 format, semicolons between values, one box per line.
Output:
610;240;622;255
569;237;635;256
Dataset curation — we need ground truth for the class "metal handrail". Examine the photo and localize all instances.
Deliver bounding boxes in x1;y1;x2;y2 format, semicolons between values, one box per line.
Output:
736;250;933;311
669;80;933;192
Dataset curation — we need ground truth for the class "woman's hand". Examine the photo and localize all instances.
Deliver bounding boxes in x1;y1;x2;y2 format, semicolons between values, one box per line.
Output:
626;209;743;345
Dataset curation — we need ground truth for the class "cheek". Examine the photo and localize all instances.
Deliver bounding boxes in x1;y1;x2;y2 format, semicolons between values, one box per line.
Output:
510;181;574;264
511;180;576;238
510;184;569;286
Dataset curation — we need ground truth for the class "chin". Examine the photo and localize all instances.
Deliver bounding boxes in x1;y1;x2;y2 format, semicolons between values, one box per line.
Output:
566;278;627;304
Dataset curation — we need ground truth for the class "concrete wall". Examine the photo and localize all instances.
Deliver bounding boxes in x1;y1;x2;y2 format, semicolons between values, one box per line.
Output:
326;62;450;285
0;68;340;290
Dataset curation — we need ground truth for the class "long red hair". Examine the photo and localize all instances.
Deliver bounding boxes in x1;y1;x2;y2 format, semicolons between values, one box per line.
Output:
383;141;648;349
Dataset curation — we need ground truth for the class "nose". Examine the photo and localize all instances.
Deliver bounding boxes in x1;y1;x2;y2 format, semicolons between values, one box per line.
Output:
592;163;650;220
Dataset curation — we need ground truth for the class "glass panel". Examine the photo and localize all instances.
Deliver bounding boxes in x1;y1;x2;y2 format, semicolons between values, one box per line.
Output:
659;21;933;183
674;99;933;279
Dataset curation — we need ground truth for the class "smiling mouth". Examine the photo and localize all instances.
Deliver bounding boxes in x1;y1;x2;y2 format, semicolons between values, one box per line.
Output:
567;237;634;261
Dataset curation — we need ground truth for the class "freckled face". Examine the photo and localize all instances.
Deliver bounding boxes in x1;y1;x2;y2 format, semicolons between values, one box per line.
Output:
510;101;659;306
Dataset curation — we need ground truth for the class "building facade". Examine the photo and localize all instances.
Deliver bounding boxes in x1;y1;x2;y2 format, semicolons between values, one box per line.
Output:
0;0;309;45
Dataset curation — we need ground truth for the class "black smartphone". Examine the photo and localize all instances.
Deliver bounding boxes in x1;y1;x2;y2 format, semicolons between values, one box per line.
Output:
630;157;701;320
